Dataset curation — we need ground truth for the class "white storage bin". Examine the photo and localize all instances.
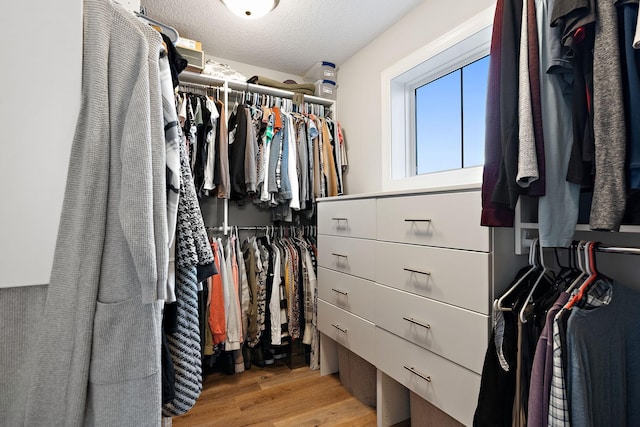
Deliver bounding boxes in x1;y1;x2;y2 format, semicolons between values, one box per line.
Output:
314;79;337;100
305;61;338;82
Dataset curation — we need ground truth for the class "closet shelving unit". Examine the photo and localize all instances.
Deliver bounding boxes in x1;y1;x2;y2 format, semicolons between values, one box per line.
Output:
514;196;640;254
179;70;337;234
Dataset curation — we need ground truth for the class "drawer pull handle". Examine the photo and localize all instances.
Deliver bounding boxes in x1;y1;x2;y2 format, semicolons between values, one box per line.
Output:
332;253;348;259
404;219;432;223
332;288;349;296
332;324;348;333
332;217;348;221
403;316;431;330
404;365;431;383
403;268;431;276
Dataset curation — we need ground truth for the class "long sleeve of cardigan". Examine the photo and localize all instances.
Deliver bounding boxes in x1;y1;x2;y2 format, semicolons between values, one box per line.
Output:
481;0;516;227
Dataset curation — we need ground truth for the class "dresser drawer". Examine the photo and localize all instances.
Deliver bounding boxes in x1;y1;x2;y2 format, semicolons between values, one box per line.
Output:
375;241;490;314
376;327;480;426
318;299;376;365
318;198;376;239
374;283;488;374
317;267;376;321
376;191;489;252
317;235;376;281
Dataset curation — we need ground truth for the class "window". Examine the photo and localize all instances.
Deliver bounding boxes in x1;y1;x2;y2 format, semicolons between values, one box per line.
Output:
381;8;493;191
414;56;489;175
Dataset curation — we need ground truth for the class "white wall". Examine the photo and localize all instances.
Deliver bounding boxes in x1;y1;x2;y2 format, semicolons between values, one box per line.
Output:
337;0;496;195
0;0;82;287
204;54;305;84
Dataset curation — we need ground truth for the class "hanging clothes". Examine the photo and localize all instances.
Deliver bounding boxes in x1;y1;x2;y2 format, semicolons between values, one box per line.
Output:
482;0;640;237
162;53;216;417
476;243;640;427
24;1;168;424
177;85;344;219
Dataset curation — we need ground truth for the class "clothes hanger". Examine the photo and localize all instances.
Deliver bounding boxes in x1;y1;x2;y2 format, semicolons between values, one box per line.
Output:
551;242;579;290
565;240;588;293
565;241;599;309
519;239;554;323
134;11;180;44
494;238;540;312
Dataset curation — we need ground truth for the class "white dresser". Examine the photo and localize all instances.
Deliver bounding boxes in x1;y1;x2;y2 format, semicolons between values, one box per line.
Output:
317;187;525;426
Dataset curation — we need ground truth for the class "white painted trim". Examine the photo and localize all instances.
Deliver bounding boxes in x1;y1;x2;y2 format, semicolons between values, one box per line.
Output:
381;6;495;192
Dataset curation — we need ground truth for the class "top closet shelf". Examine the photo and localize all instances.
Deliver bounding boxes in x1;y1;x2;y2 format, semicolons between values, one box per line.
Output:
179;71;335;106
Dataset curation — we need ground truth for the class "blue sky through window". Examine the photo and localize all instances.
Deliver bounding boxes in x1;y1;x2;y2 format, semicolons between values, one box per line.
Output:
415;55;489;175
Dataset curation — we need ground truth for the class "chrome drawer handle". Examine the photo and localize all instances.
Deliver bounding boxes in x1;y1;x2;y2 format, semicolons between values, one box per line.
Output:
332;253;348;259
331;288;349;296
403;316;431;330
404;365;431;383
332;324;348;333
403;267;431;276
404;219;432;223
332;217;348;221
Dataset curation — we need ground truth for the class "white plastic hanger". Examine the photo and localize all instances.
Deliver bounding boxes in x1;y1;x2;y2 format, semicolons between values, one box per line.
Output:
519;239;553;323
494;238;540;312
565;240;587;293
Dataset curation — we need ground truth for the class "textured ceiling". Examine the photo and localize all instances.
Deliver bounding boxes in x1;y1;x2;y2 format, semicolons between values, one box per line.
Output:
141;0;425;77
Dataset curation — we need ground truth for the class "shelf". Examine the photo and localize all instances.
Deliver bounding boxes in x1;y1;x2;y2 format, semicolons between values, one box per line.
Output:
518;223;640;233
180;71;335;106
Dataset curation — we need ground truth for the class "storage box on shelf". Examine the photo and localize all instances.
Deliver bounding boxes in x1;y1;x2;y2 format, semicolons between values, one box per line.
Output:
317;188;526;427
314;79;337;100
176;45;205;73
304;61;338;83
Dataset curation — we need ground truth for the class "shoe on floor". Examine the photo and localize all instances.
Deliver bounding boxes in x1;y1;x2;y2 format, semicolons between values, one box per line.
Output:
233;349;245;373
242;345;252;370
252;346;265;368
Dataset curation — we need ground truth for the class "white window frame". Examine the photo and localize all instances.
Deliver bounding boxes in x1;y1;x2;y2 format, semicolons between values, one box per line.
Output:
381;7;494;192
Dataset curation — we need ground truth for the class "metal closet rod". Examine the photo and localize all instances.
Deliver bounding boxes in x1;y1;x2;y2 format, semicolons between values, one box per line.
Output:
206;225;313;231
594;243;640;255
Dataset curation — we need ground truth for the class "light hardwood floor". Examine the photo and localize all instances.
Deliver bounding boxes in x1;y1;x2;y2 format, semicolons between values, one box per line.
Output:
171;360;378;427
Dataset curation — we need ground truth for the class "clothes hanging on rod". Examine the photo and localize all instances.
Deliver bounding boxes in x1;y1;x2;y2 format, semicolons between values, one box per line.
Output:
176;74;348;225
162;52;217;417
200;226;319;372
480;0;640;244
24;1;179;424
474;241;640;427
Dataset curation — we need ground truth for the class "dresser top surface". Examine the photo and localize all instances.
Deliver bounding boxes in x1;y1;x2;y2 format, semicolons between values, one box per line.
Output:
317;183;482;202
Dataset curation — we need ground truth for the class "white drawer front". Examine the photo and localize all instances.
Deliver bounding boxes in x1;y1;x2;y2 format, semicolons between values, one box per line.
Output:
376;327;480;426
317;267;376;321
317;198;376;239
376;191;489;252
374;284;488;374
318;299;375;365
375;241;490;314
317;235;376;281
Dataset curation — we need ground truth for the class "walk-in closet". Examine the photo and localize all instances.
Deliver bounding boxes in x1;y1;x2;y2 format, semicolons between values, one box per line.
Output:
3;0;640;426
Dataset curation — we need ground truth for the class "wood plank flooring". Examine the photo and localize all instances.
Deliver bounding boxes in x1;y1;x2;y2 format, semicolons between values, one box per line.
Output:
171;360;378;427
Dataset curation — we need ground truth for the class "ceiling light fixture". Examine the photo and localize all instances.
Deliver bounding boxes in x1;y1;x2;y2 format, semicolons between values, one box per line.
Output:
220;0;280;19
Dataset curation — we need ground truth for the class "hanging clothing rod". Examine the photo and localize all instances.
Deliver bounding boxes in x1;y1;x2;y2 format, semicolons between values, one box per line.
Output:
206;225;313;231
595;243;640;255
179;71;334;107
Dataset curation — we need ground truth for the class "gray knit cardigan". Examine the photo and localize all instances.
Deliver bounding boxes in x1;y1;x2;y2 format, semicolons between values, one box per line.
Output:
22;0;168;425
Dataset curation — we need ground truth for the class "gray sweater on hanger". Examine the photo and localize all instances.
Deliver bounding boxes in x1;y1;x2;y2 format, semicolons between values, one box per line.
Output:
21;0;168;425
590;0;627;231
